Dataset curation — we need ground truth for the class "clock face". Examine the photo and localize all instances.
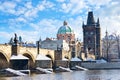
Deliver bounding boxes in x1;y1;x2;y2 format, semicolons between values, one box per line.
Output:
90;32;93;35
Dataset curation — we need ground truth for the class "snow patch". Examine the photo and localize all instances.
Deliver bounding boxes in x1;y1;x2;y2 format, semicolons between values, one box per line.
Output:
10;54;29;60
96;59;107;63
62;58;68;61
71;57;82;61
85;58;95;61
36;54;51;60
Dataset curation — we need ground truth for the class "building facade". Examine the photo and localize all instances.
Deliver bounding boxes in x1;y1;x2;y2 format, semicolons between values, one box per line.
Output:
102;31;119;61
82;11;101;59
40;38;70;51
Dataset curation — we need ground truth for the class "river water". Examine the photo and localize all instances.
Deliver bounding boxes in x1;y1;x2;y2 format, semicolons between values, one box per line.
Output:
1;70;120;80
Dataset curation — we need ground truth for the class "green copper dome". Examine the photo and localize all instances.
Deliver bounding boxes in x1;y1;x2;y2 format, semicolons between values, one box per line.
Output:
57;21;74;34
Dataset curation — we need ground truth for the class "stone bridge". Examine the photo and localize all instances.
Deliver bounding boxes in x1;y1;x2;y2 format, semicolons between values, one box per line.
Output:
0;44;70;69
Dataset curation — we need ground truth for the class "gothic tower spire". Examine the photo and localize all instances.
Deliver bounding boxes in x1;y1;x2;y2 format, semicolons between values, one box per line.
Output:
87;11;95;25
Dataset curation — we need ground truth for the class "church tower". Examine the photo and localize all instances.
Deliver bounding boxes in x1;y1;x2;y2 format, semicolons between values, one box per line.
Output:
57;21;75;43
82;11;101;59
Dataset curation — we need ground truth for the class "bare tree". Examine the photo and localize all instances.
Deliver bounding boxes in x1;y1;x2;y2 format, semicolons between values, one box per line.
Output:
113;33;120;59
102;33;116;61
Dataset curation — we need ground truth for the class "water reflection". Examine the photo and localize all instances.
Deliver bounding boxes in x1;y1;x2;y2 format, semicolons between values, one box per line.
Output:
1;70;120;80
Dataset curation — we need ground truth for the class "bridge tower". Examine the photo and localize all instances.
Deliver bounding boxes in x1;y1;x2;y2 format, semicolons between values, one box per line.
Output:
82;11;102;59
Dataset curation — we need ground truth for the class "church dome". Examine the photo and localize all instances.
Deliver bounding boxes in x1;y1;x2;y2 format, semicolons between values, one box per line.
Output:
57;21;74;34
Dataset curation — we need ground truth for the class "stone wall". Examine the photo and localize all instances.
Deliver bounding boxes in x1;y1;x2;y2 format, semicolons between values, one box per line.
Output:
35;60;52;68
69;61;81;69
54;60;69;68
81;62;120;69
10;59;28;70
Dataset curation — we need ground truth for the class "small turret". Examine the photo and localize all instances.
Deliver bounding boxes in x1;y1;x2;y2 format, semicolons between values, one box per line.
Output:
97;18;100;27
105;29;108;39
82;21;84;28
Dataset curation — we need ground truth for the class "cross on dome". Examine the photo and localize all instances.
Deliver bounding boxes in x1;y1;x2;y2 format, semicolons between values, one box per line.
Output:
63;21;67;26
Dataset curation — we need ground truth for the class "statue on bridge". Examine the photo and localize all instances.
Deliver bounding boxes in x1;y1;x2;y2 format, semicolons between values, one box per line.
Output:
14;33;18;45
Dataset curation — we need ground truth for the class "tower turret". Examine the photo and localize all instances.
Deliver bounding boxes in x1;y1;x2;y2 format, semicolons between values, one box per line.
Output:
82;21;85;28
97;18;100;27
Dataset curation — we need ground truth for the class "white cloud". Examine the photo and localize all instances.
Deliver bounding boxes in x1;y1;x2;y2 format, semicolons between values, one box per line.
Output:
14;0;21;3
59;0;88;15
24;9;38;19
16;17;27;23
13;19;62;42
0;32;13;43
93;0;120;38
56;0;65;2
0;1;16;14
70;0;87;15
87;0;111;6
30;23;40;31
61;3;72;13
38;19;61;38
25;2;33;9
15;30;39;43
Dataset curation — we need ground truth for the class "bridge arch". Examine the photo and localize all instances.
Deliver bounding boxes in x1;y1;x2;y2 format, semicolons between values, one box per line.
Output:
23;52;35;70
0;51;9;69
0;50;9;62
46;54;53;60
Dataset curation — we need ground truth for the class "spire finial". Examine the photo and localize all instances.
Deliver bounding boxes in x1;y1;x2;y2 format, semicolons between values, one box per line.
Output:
105;27;108;38
63;21;67;26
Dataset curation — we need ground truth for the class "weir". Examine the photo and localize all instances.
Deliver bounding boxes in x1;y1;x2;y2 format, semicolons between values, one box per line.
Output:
58;66;73;72
36;67;53;74
5;68;27;76
75;65;88;71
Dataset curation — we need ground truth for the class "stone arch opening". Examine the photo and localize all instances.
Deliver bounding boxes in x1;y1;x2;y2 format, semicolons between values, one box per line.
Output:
23;53;35;70
46;54;54;68
65;56;69;59
0;52;9;69
46;55;52;60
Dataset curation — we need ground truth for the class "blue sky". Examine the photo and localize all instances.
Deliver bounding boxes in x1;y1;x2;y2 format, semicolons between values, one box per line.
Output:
0;0;120;43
